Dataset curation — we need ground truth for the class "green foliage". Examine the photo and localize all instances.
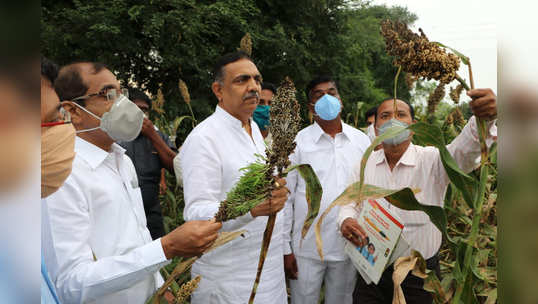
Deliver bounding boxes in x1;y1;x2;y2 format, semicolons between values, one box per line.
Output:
42;0;417;137
215;158;273;222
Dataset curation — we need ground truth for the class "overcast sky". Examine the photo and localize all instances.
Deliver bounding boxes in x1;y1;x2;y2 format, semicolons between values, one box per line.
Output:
371;0;497;93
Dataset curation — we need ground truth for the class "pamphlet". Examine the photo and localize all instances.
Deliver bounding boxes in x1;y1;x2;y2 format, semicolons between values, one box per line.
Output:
344;198;407;284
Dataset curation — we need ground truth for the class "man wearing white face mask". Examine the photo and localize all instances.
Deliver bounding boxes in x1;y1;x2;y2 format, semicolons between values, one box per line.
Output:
43;61;222;304
339;94;497;304
283;75;371;304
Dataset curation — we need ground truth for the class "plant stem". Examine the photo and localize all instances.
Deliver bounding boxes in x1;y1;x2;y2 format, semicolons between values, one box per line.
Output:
249;213;276;303
455;74;470;91
186;102;197;128
453;61;490;304
393;65;402;114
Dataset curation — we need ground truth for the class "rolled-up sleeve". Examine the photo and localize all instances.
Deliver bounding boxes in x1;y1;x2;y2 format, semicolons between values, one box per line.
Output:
180;133;255;231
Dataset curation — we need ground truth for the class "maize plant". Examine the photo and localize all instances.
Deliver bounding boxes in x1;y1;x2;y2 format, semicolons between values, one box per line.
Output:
315;20;496;303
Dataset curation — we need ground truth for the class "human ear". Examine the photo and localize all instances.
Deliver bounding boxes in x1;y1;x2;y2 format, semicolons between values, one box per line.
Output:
211;81;223;103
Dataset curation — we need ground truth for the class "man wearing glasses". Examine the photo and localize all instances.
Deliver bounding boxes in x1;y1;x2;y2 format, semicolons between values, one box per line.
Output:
42;61;222;304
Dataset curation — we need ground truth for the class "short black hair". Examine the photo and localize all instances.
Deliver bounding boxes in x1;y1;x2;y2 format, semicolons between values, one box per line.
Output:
365;106;377;120
128;88;151;106
261;82;276;94
41;56;59;85
213;51;253;83
54;61;107;104
305;75;337;102
375;98;415;122
368;243;375;251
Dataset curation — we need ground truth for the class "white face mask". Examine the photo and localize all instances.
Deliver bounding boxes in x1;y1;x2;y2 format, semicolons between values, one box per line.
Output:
73;95;144;142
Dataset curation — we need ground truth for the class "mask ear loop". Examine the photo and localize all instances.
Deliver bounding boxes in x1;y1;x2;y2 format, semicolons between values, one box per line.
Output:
70;102;103;134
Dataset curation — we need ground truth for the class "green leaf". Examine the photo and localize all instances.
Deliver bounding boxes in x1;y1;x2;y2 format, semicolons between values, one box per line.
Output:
314;184;421;260
172;115;193;135
385;188;449;242
408;122;479;209
286;164;322;239
424;271;448;304
357;125;408;194
432;42;470;65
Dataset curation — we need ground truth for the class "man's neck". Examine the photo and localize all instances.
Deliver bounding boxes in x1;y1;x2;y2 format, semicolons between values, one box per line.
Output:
383;140;411;170
77;132;114;152
243;120;252;137
315;116;342;138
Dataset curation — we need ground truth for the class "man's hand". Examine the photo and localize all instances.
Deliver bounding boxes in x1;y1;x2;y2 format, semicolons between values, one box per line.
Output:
161;219;222;259
341;217;368;247
284;253;298;280
468;88;497;121
250;178;288;217
140;117;158;138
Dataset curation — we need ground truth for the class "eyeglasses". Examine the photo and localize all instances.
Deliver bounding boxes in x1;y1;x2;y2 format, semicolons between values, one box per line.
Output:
72;88;129;103
41;107;72;127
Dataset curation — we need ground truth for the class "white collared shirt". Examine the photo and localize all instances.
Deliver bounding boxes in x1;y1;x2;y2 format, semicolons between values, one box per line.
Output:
42;137;169;304
338;116;497;259
283;122;371;261
180;105;287;303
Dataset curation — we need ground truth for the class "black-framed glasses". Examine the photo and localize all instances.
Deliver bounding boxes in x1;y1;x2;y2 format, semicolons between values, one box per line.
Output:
72;88;129;103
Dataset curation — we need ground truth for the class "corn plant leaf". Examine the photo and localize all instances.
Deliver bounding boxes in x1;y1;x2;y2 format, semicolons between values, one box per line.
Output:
432;42;470;65
358;125;408;194
285;164;322;239
172;115;193;135
424;270;449;304
314;184;420;260
461;273;479;304
408;122;479;210
385;187;450;242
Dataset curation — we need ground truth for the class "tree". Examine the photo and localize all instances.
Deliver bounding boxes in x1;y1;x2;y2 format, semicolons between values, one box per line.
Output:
42;0;417;138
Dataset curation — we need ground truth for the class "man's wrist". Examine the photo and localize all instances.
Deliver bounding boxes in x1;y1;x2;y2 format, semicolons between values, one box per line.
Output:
160;235;172;260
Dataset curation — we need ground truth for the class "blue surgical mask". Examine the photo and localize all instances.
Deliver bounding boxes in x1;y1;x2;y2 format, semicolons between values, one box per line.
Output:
253;105;270;131
377;118;411;145
314;94;341;121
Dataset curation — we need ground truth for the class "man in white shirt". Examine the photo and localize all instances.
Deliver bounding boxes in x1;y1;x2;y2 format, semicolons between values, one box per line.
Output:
283;75;371;304
338;90;497;304
180;51;289;303
43;61;222;304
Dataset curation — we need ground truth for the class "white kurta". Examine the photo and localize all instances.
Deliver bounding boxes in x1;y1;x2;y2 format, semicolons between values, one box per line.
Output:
180;105;287;304
42;137;168;304
284;122;371;261
338;116;497;260
284;121;370;304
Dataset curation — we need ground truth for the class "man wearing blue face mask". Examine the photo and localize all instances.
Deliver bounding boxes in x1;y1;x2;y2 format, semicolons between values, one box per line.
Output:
42;62;222;304
339;92;497;304
283;75;371;304
252;82;276;144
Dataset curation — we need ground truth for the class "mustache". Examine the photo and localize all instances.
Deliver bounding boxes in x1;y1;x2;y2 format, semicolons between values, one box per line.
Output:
243;91;260;101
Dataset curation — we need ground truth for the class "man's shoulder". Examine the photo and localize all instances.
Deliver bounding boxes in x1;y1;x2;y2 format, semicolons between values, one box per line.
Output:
342;123;370;144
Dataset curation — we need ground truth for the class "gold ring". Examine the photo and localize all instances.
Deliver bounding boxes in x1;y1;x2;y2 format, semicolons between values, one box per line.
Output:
348;233;353;239
274;181;281;188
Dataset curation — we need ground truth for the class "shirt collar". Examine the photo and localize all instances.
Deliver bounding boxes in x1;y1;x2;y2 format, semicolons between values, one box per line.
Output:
214;104;250;130
311;121;352;144
374;143;417;167
75;136;126;170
